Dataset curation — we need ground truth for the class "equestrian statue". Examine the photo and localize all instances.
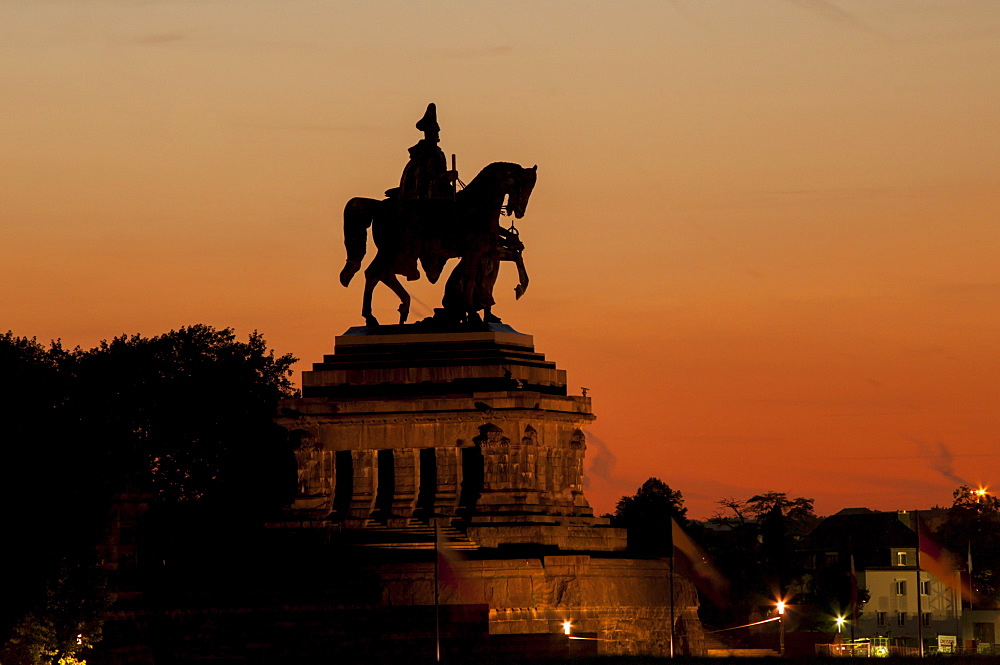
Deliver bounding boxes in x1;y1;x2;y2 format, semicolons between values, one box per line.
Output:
339;103;537;327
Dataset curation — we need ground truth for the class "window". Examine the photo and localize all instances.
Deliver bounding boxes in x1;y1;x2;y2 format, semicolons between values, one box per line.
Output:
922;613;931;627
920;580;931;595
895;580;907;596
877;612;887;626
897;551;908;566
897;612;906;626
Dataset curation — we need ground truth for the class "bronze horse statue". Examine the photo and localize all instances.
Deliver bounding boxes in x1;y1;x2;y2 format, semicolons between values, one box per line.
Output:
340;162;537;326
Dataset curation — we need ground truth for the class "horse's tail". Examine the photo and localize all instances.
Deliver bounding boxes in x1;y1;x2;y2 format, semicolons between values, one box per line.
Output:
340;197;378;286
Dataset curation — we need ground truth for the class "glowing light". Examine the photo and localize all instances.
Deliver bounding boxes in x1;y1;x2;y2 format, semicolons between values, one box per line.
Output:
835;616;845;633
776;601;786;615
562;620;572;635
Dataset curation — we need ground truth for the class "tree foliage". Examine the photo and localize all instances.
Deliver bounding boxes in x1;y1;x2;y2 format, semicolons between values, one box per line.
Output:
938;485;1000;605
700;491;817;627
67;325;297;507
612;478;687;556
0;326;297;664
712;492;817;536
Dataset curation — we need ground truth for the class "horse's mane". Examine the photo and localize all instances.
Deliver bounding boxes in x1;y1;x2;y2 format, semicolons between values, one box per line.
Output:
461;162;523;195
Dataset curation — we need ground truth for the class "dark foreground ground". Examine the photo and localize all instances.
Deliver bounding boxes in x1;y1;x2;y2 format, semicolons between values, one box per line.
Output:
447;658;1000;665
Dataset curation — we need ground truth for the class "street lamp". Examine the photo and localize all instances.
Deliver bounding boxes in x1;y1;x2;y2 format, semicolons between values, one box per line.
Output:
777;600;786;657
835;616;845;634
562;620;573;658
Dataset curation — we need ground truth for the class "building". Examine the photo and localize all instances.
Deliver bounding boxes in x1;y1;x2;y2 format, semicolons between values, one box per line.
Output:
860;546;963;644
800;508;964;649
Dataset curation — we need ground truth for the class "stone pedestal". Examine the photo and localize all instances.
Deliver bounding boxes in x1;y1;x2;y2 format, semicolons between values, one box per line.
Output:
275;323;624;551
266;322;704;657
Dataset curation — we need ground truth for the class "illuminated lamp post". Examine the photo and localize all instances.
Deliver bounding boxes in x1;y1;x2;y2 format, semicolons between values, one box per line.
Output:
777;601;786;657
836;616;845;634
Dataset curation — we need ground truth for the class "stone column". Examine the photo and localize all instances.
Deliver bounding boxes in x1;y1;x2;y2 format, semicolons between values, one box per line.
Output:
545;447;574;513
569;429;592;515
433;446;461;520
290;433;332;515
517;425;542;511
345;449;377;528
476;423;511;511
388;448;419;527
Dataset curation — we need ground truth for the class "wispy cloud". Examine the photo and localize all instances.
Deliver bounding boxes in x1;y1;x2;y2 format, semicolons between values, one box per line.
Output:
931;282;1000;297
226;116;382;134
665;0;716;33
782;0;885;38
107;33;187;46
425;45;513;60
911;439;972;487
129;33;186;45
814;451;999;462
583;429;633;496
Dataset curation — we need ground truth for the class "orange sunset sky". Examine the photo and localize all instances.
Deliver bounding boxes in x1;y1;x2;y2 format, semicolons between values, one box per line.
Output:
3;1;998;519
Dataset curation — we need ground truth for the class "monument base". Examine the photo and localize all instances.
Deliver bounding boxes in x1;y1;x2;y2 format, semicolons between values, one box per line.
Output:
276;324;623;551
266;324;705;656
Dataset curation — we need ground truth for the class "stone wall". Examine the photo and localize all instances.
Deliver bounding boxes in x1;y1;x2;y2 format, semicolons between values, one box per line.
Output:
374;554;705;656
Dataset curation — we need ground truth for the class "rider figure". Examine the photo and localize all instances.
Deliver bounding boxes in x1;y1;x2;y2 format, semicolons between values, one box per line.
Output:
397;103;457;280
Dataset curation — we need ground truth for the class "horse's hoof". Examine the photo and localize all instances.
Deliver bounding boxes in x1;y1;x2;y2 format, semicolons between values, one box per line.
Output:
364;316;380;327
484;312;502;324
340;261;361;287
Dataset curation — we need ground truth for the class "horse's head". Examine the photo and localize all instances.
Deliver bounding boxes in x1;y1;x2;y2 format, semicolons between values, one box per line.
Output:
462;162;538;219
506;165;537;219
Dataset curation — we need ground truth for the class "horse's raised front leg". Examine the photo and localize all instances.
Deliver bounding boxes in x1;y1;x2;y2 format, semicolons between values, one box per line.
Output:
512;250;529;300
382;273;412;325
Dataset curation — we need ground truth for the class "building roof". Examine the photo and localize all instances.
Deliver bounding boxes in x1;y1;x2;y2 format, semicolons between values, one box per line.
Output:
799;510;917;569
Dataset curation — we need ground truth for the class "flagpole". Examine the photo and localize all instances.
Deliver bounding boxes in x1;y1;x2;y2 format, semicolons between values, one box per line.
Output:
435;521;441;663
849;549;857;645
915;511;925;658
954;571;961;649
669;541;676;658
967;543;974;612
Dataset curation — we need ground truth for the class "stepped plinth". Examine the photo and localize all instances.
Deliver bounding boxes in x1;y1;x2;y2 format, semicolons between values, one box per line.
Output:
302;323;567;398
276;323;623;551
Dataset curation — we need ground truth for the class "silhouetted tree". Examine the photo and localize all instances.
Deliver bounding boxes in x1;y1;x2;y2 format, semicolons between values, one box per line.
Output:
1;334;79;664
938;485;1000;606
612;478;687;556
701;491;817;627
68;325;297;511
0;326;297;664
798;558;870;631
713;492;817;537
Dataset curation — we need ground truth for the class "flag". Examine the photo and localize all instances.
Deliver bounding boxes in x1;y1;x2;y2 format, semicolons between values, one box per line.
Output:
671;519;729;606
435;524;462;592
917;518;974;601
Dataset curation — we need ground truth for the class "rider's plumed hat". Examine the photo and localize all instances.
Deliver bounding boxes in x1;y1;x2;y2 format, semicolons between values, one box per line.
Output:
416;103;440;133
